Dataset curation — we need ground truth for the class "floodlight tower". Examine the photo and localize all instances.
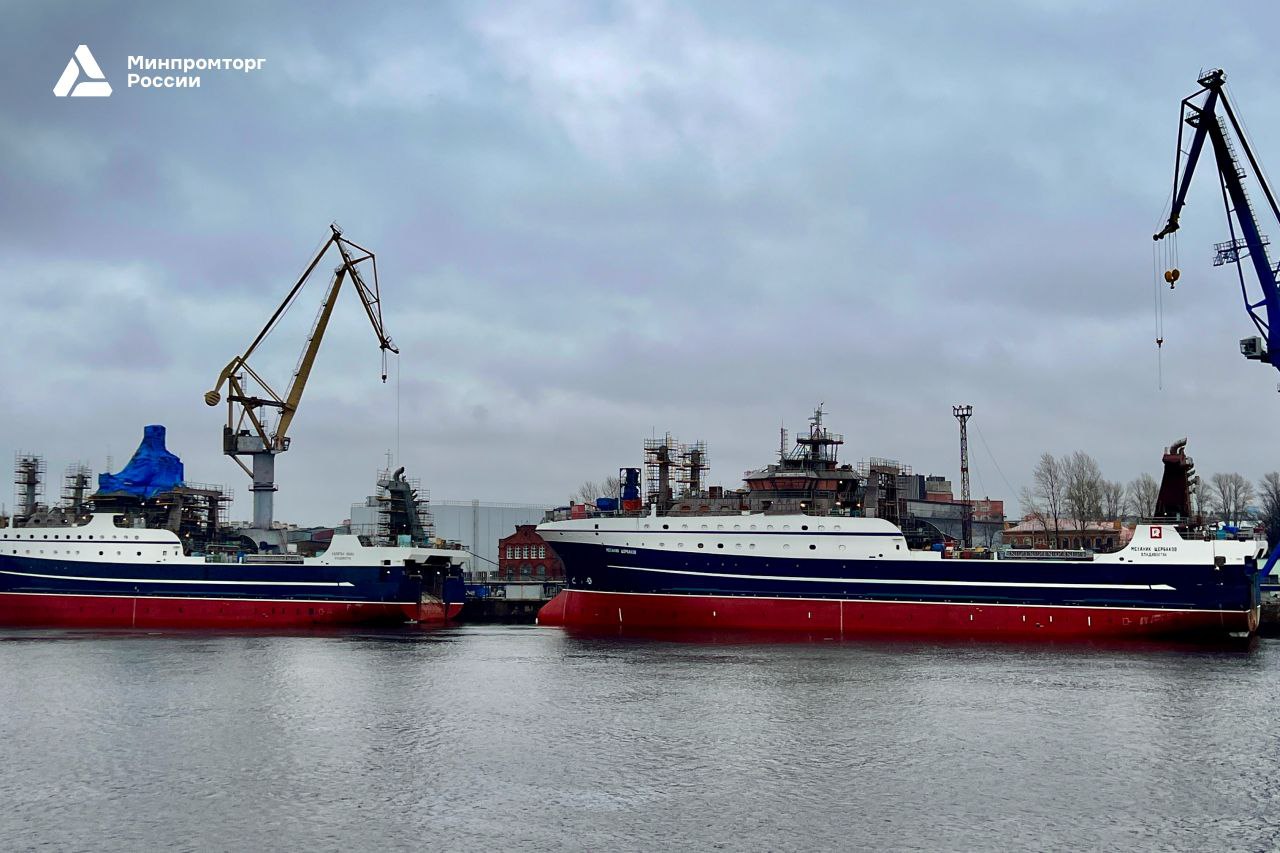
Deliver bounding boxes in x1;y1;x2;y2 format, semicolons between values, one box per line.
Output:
952;404;974;547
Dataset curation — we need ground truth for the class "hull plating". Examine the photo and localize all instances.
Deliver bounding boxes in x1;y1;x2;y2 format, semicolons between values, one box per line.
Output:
537;589;1258;639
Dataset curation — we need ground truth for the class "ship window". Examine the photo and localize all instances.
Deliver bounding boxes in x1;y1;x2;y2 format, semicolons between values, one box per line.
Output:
697;543;704;549
783;525;790;531
783;544;791;550
839;545;847;551
99;551;103;556
88;535;93;540
43;535;48;539
809;544;816;550
801;525;808;531
717;543;724;549
749;544;756;550
137;552;142;556
662;524;669;530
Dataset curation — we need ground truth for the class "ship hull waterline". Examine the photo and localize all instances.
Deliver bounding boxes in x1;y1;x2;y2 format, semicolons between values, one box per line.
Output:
537;589;1259;640
0;591;462;630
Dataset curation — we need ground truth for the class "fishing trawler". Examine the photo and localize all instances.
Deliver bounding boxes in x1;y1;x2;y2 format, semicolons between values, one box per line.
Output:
0;427;465;629
537;426;1268;640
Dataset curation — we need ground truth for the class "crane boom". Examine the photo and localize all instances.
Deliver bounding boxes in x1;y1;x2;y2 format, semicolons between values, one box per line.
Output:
1153;69;1280;371
204;224;398;538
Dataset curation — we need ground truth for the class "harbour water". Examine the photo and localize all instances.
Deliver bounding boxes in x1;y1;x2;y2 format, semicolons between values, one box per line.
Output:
2;626;1279;852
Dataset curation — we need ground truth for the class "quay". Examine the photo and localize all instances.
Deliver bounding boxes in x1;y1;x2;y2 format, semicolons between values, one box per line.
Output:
460;581;563;623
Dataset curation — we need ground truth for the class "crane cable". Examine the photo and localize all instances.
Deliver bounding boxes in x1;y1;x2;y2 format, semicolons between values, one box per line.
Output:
1153;238;1165;390
394;351;402;469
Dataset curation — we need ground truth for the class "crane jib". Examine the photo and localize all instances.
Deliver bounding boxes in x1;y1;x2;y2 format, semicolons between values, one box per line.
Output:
1154;70;1280;374
204;224;399;531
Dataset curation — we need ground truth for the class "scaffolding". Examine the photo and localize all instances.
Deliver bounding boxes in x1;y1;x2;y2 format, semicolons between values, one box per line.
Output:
676;441;710;497
13;453;45;523
376;467;434;546
62;463;93;517
855;457;912;526
643;433;679;507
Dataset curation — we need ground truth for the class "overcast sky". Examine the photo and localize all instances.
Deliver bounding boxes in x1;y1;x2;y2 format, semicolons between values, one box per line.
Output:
3;1;1280;524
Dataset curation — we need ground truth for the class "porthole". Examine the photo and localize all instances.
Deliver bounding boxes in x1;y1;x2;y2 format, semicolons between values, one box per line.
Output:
697;543;704;549
801;525;808;531
662;524;669;530
717;543;724;549
809;544;816;550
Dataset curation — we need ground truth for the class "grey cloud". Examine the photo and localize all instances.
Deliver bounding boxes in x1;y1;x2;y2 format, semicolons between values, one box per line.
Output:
2;1;1279;523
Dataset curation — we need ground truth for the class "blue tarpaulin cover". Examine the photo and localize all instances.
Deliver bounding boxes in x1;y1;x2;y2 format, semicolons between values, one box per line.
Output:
97;425;185;499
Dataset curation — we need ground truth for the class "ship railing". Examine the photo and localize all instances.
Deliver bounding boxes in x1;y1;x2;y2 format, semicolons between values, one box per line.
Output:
242;554;305;564
999;548;1094;561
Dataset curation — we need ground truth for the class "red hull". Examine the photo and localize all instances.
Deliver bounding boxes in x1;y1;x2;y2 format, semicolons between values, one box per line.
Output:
0;592;460;630
537;589;1258;639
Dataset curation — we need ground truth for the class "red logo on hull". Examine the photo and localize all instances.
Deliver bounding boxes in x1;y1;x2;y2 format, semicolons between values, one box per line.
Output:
1151;526;1163;539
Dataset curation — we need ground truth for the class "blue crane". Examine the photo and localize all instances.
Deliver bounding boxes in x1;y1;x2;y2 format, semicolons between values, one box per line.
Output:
1153;69;1280;374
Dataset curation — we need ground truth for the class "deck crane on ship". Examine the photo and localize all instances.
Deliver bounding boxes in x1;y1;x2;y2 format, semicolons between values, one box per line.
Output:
1153;68;1280;375
204;224;397;547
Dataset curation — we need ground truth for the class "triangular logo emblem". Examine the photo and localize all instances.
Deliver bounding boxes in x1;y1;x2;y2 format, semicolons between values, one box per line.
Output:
53;45;112;97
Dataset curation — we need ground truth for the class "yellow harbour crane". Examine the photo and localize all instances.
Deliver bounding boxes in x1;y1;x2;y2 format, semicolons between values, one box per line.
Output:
205;224;397;539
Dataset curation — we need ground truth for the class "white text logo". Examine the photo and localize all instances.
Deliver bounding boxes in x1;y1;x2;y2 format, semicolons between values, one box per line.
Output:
53;45;112;97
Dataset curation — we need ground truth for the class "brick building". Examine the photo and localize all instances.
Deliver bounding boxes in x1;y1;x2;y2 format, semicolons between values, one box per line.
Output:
497;524;564;581
1002;517;1132;551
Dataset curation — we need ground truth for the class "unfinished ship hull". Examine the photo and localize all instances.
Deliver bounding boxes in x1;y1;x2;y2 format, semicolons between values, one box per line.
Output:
0;515;465;630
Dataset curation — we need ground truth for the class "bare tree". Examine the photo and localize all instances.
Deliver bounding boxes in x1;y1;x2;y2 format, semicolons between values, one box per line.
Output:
573;475;622;505
1101;479;1126;521
1126;473;1160;519
1259;472;1280;541
1209;472;1255;526
1063;451;1104;536
1023;453;1066;548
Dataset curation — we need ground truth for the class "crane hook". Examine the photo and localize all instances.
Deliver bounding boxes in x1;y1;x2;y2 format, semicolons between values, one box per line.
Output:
1164;269;1180;289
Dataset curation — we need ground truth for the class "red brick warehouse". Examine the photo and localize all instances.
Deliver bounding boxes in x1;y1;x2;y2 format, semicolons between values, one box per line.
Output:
497;525;564;581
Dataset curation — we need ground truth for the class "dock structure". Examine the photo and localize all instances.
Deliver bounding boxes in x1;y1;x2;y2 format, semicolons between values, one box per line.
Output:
461;581;563;623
